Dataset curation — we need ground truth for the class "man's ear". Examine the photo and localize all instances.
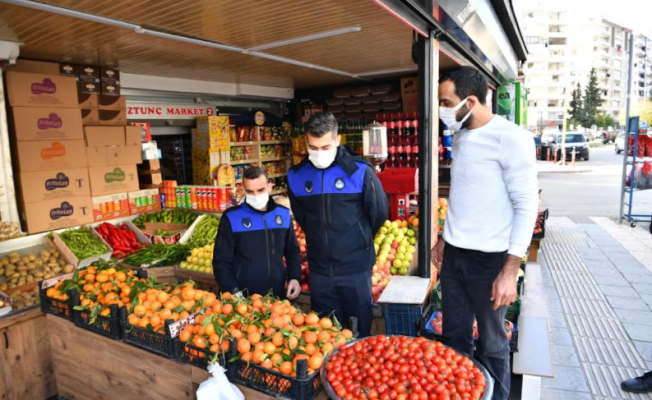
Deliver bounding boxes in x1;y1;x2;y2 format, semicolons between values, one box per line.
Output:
466;96;478;110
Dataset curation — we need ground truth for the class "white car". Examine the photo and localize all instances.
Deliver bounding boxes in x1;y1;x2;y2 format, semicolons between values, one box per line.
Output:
615;132;626;154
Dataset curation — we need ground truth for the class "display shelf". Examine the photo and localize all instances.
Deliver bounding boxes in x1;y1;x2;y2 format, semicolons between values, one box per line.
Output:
235;173;286;183
231;156;291;165
261;156;292;162
230;140;291;147
231;158;258;165
271;188;288;195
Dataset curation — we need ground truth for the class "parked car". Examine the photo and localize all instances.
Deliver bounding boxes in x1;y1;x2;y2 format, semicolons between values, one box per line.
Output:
553;133;590;161
599;131;618;143
533;135;542;160
541;128;560;145
615;131;626;154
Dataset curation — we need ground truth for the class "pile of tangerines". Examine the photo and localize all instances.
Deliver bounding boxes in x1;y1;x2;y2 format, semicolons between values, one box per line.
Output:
178;291;354;377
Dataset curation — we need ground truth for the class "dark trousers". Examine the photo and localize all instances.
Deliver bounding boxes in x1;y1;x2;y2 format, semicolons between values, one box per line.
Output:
309;269;373;337
441;243;511;400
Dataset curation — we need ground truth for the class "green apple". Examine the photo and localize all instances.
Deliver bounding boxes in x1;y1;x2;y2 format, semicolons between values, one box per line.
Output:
397;245;406;254
399;267;408;275
374;244;380;254
379;227;389;235
383;221;392;228
392;259;403;268
390;267;397;275
381;243;391;251
408;237;417;245
374;236;384;245
408;246;416;254
405;253;414;262
407;230;415;237
378;255;387;264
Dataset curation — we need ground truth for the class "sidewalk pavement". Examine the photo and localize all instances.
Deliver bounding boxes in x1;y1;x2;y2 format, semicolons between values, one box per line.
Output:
539;217;652;400
537;160;592;174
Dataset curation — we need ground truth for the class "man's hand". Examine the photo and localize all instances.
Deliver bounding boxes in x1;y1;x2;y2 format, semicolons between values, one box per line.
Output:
286;279;301;300
490;255;521;310
431;239;446;271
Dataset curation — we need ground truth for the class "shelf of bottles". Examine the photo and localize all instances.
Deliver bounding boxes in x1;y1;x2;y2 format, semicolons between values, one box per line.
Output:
377;112;419;169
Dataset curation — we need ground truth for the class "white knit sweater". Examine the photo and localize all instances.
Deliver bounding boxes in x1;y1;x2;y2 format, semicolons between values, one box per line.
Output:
443;116;538;257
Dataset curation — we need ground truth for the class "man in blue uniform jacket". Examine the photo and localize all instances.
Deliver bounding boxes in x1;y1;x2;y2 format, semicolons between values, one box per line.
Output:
288;112;388;336
213;167;302;299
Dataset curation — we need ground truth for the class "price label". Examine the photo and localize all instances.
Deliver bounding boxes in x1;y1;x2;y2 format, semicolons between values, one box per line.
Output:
41;273;74;289
168;313;196;338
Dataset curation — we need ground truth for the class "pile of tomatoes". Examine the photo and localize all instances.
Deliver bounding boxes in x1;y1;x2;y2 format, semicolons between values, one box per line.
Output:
325;336;487;400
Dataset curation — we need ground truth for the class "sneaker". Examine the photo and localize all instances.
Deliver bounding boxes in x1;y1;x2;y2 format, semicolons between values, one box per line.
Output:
621;371;652;393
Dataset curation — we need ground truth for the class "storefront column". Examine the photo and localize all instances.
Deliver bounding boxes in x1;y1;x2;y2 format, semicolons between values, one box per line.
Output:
417;30;439;279
0;68;20;224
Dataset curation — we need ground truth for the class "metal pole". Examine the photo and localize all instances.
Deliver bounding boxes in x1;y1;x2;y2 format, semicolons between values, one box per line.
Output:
417;30;437;280
619;33;635;223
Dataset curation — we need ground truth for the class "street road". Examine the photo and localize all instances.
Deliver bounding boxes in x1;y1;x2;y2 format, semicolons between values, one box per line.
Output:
538;145;652;224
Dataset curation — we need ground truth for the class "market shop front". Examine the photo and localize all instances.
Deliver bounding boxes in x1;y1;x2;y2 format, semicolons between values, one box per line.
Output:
0;1;539;400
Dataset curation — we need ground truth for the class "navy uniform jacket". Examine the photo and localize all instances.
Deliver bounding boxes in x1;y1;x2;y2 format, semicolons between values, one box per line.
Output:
212;199;301;297
288;146;388;277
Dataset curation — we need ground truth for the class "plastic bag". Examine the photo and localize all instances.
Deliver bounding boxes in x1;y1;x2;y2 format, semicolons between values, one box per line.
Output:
197;363;244;400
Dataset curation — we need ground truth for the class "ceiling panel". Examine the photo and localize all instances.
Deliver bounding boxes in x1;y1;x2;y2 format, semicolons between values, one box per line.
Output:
0;0;418;89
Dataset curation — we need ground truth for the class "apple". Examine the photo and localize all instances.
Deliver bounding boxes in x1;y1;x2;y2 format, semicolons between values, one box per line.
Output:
377;255;387;264
391;242;399;250
399;266;408;275
405;253;414;262
374;244;380;254
408;246;416;254
408;237;417;245
381;279;390;287
383;221;391;228
390;267;397;275
397;245;406;254
407;230;415;237
392;259;402;268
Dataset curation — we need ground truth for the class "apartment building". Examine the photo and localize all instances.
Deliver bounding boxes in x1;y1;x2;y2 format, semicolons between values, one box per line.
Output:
632;34;652;100
517;0;635;130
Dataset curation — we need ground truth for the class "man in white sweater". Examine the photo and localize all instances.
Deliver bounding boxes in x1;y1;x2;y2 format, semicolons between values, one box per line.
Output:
431;67;538;400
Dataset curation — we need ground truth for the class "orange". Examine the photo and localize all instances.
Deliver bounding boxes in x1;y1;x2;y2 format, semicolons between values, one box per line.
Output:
209;334;220;345
83;283;94;292
292;314;305;326
287;336;299;350
100;308;111;317
181;301;194;311
305;313;319;326
222;292;232;300
237;338;252;353
138;317;149;328
230;328;243;340
264;327;276;338
96;274;109;283
179;311;190;320
210;344;219;353
122;286;132;296
164;300;176;310
193;336;207;349
279;361;293;375
271;353;283;366
319;318;333;330
264;342;277;355
150;315;161;327
85;274;96;283
303;331;317;344
249;331;261;345
261;358;273;369
272;332;284;347
236;304;248;315
317;331;331;343
115;271;127;282
240;351;252;362
151;301;162;311
128;314;139;325
308;354;324;370
182;287;196;301
157;291;169;303
321;342;335;356
204;323;216;336
222;304;233;316
255;342;265;352
134;305;147;317
305;343;317;355
342;329;353;339
252;349;265;364
159;309;172;321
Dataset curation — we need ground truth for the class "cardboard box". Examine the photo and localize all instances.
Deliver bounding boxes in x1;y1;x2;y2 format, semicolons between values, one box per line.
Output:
400;77;418;114
78;79;100;95
91;192;130;222
78;65;100;82
11;60;61;75
138;159;160;173
86;145;142;167
81;108;99;125
88;164;140;196
138;171;162;186
11;107;84;141
18;168;90;204
131;123;152;142
78;93;98;109
99;95;126;110
99;109;127;125
6;71;79;108
142;141;160;160
128;189;161;215
21;197;93;234
101;81;121;96
14;140;87;172
84;126;125;147
100;68;120;83
124;126;142;146
195;116;230;151
51;226;111;268
59;63;78;78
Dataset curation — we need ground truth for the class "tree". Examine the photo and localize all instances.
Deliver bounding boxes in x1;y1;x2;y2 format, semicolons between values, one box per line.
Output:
582;68;603;127
596;114;616;128
569;83;584;126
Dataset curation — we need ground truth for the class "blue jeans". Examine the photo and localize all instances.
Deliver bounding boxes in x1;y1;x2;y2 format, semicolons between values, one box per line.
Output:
310;269;373;336
441;243;511;400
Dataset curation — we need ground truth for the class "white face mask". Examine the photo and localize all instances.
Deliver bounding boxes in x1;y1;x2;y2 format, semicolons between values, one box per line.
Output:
246;192;269;211
308;146;337;169
439;97;472;132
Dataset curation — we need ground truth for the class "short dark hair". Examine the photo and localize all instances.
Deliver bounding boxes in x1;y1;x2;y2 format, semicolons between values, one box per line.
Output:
243;166;268;182
439;66;487;105
305;112;338;138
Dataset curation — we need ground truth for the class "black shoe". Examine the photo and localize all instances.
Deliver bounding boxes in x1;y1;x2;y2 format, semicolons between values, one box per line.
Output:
621;371;652;393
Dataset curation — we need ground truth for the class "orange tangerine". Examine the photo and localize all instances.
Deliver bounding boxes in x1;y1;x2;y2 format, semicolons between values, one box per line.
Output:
303;331;317;344
237;338;251;353
263;342;277;355
305;313;319;326
319;318;333;330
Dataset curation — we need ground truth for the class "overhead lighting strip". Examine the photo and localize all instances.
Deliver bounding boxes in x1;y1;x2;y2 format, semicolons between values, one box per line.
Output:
247;26;362;51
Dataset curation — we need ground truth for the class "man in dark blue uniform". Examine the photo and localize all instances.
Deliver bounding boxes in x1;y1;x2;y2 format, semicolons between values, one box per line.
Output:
213;166;302;299
288;112;388;336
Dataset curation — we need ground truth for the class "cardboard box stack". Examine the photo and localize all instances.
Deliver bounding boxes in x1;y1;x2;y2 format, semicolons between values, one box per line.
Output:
5;65;93;233
193;116;231;185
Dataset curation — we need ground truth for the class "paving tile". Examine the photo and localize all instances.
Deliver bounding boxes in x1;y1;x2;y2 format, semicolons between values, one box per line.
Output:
549;311;568;328
641;293;652;309
623;273;652;284
600;245;628;253
551;344;581;367
622;323;652;342
587;267;622;277
584;259;617;270
551;328;574;346
631;283;652;296
616;264;652;275
607;253;644;265
598;284;640;298
613;309;652;326
540;387;593;400
632;340;652;362
592;274;631;287
542;365;590;392
577;248;610;261
606;295;651;311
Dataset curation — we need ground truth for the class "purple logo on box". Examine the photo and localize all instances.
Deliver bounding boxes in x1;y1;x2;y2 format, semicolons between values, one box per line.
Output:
31;78;57;95
45;172;70;191
37;113;63;130
50;201;74;220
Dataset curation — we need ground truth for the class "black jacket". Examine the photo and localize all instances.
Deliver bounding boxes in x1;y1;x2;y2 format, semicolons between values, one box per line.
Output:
213;199;301;297
288;146;388;277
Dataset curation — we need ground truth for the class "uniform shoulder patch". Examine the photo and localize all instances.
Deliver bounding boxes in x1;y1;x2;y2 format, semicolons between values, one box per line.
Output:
275;215;283;226
242;217;252;229
305;180;314;193
335;178;345;190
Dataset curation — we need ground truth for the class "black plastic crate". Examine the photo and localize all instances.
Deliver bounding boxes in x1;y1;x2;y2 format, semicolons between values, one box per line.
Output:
178;341;227;369
119;307;178;359
40;287;77;321
231;358;323;400
74;303;122;340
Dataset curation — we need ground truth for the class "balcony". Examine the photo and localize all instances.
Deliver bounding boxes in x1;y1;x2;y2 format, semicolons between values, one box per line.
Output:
636;47;646;58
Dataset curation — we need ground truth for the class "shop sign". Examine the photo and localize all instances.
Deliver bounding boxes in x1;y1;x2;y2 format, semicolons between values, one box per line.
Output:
254;111;266;125
126;102;216;120
168;313;196;338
